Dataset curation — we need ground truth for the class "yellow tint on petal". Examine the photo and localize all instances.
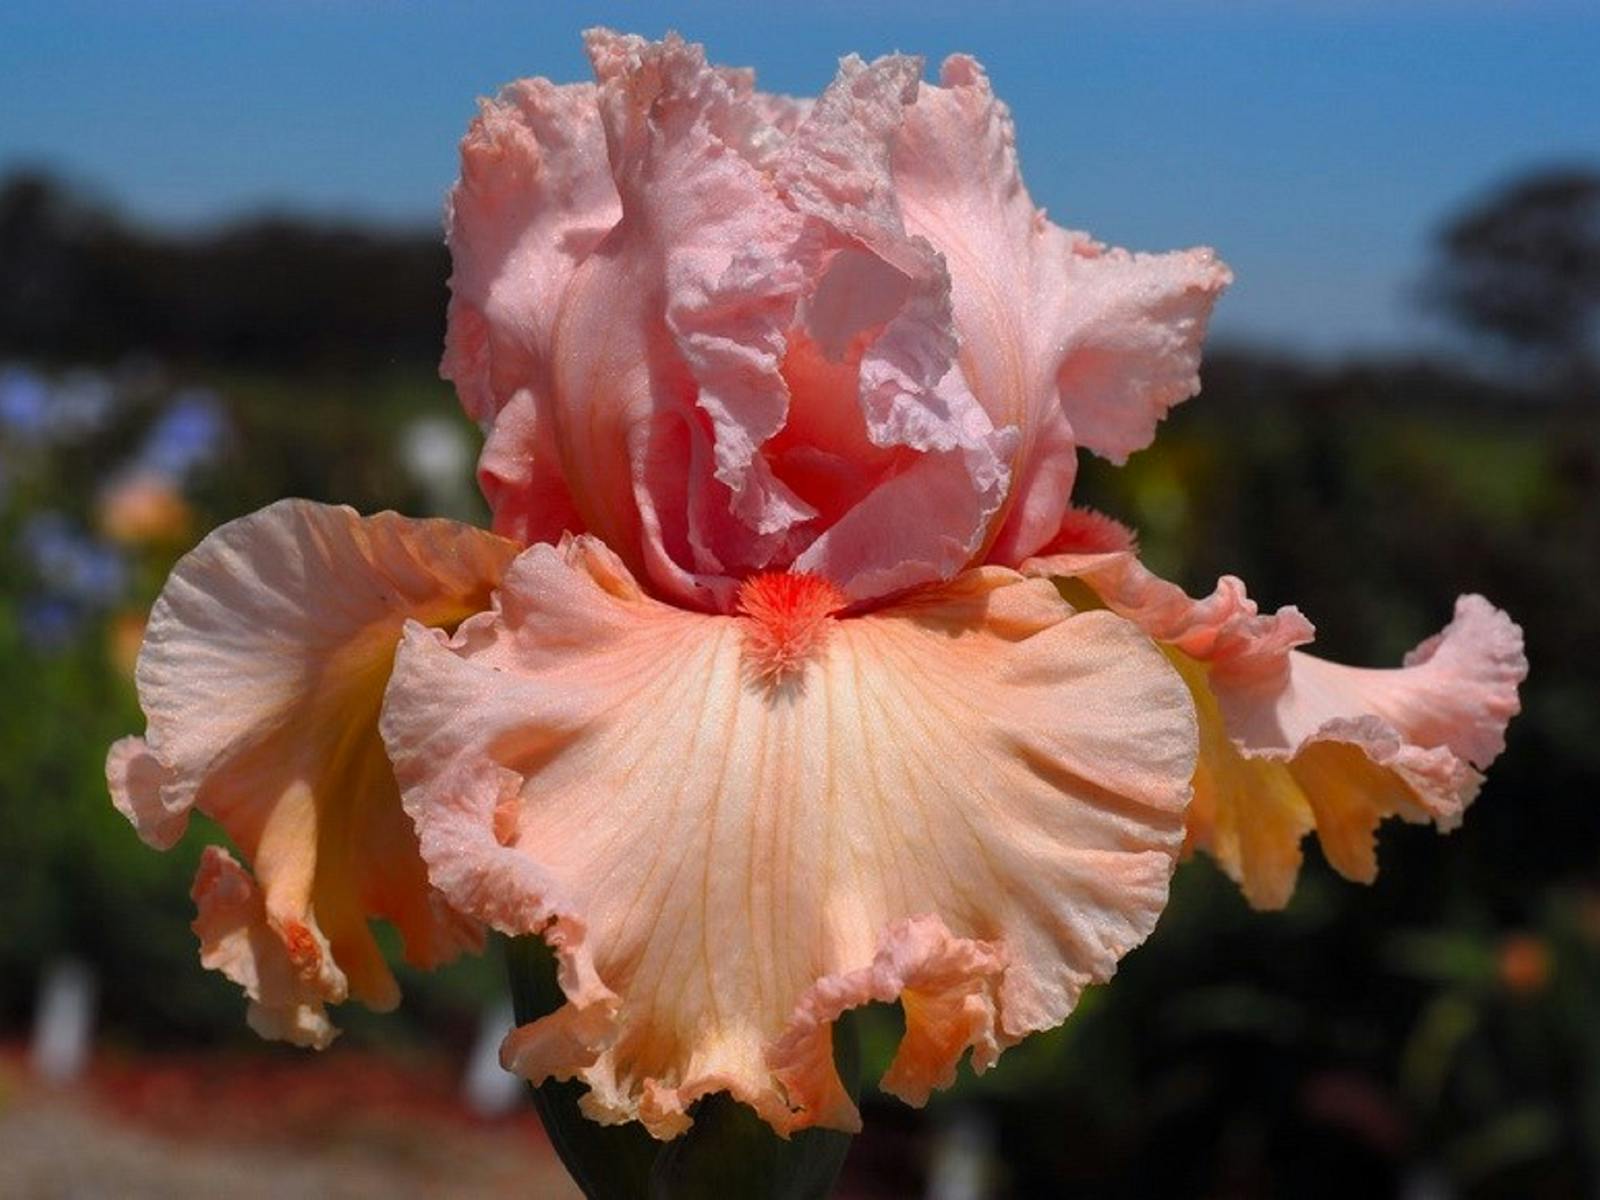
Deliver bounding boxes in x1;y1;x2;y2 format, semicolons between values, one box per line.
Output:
1023;536;1523;910
384;537;1196;1137
107;499;519;1041
1167;650;1315;910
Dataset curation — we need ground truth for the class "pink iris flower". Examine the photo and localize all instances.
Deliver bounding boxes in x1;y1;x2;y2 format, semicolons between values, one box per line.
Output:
107;30;1524;1140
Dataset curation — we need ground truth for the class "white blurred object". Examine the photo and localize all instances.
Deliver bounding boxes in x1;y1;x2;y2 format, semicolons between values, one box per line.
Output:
30;958;97;1085
927;1106;996;1200
401;416;475;515
462;999;524;1118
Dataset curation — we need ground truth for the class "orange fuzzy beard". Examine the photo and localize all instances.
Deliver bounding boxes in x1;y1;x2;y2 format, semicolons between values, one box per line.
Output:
735;571;848;682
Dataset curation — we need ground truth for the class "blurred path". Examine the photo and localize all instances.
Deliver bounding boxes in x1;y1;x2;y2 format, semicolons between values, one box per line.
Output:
0;1047;581;1199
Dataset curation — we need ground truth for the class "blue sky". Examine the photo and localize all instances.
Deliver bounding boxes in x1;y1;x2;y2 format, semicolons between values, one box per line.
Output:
2;1;1596;354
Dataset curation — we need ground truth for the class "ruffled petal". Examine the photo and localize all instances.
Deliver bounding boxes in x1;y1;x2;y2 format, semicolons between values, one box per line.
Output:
443;76;618;544
1043;237;1232;467
106;735;186;851
890;56;1230;564
779;53;1018;602
1023;537;1315;684
537;36;1021;607
447;36;1235;605
383;535;1195;1137
192;846;339;1050
107;499;518;1035
1023;529;1525;907
537;30;813;609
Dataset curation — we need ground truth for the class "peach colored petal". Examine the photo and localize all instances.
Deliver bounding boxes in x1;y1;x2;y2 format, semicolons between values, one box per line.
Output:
1023;537;1525;907
1223;595;1527;771
107;499;517;1037
539;30;812;609
106;735;186;850
382;536;1195;1137
449;35;1234;604
769;914;1007;1128
192;846;339;1049
778;52;1018;601
889;56;1230;564
443;75;618;545
1167;650;1316;910
1022;539;1314;684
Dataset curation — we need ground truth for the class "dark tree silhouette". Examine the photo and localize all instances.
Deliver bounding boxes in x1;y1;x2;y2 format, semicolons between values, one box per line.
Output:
0;170;450;369
1424;166;1600;389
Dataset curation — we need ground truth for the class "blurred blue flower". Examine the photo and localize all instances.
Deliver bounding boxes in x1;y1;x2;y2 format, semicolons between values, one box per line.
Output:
50;369;116;440
0;365;116;444
139;388;225;481
19;512;128;605
0;364;50;440
20;595;83;649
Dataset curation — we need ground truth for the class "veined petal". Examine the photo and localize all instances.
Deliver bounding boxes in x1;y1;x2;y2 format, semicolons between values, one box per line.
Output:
1024;520;1526;907
382;535;1195;1137
106;500;519;1038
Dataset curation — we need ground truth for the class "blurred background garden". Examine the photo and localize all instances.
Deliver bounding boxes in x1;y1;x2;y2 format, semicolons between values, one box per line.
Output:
1;3;1597;1197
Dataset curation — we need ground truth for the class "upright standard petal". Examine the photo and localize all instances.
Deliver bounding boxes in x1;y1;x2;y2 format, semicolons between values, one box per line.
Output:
448;34;1234;605
891;56;1231;564
382;536;1195;1137
547;30;814;608
1024;515;1526;908
106;500;519;1040
444;76;619;546
777;51;1019;602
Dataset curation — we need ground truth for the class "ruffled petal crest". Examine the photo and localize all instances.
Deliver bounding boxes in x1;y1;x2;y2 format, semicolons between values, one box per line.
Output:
776;51;1019;602
458;34;1228;608
192;846;339;1049
888;55;1231;565
443;75;619;545
1024;514;1526;908
382;535;1196;1137
106;500;519;1038
535;30;814;610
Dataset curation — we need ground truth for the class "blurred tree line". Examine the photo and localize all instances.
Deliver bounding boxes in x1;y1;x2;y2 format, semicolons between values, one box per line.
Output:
1;164;1598;1198
0;171;450;370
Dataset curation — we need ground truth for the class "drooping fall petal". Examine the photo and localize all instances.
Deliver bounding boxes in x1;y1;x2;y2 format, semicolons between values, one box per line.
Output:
191;846;340;1049
1024;518;1526;908
106;499;519;1039
381;536;1196;1137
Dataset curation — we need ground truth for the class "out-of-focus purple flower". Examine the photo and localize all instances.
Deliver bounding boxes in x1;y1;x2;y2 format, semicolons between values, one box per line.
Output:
1;364;117;445
20;596;82;649
139;389;225;481
0;365;50;440
50;370;116;440
19;512;128;605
